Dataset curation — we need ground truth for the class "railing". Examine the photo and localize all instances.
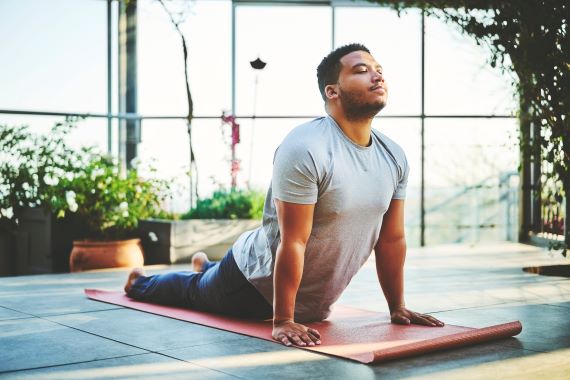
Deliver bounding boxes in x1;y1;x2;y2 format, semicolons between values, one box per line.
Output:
406;171;519;246
532;180;567;247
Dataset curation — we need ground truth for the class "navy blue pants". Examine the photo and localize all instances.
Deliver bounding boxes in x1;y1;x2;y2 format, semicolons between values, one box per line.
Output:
127;249;272;320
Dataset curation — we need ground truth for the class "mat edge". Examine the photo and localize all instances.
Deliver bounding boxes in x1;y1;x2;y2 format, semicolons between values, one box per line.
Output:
370;321;523;363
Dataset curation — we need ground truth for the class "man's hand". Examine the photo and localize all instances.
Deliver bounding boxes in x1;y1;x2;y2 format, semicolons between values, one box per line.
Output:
272;320;321;347
390;306;445;327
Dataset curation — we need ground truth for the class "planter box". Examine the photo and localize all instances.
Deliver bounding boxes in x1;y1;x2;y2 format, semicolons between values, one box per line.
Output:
16;208;87;274
138;219;261;265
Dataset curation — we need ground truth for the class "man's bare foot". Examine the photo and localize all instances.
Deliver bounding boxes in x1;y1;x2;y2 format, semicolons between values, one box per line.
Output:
124;268;146;294
191;251;210;272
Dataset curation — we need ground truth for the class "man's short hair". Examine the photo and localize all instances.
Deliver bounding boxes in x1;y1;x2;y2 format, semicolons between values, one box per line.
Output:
316;43;371;101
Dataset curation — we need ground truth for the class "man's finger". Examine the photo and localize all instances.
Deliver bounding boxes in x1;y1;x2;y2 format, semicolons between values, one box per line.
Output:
412;314;436;326
308;328;321;338
307;332;321;344
393;315;411;325
288;333;306;346
300;333;315;346
423;314;444;324
279;336;292;347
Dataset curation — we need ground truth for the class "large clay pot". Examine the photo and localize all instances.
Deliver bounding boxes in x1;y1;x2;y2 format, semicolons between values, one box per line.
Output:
69;238;144;272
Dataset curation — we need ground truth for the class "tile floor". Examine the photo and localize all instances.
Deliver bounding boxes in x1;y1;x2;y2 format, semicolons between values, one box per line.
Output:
1;242;569;379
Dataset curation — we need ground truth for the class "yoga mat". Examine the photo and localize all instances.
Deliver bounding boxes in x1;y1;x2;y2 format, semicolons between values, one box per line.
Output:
85;289;522;364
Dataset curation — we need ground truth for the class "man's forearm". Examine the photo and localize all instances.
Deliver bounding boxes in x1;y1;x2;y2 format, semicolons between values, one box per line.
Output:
375;238;406;312
273;241;305;322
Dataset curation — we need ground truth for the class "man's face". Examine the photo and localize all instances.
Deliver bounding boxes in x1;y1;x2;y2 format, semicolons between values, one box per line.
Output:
334;50;388;120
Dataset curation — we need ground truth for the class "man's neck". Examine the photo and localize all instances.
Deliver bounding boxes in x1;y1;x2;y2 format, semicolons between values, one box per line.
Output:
328;109;374;147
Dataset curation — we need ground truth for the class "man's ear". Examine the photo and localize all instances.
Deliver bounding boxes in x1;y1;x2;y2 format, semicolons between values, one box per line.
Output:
325;84;338;100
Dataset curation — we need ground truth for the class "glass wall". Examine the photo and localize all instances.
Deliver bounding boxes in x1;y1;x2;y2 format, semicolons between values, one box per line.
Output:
335;6;422;116
138;0;232;116
235;5;331;116
0;0;114;156
0;0;520;247
424;118;519;245
425;16;516;116
0;0;108;114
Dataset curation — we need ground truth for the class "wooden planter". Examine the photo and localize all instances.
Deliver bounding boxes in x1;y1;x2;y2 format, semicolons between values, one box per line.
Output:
138;219;261;265
0;230;16;276
69;238;144;272
16;207;87;274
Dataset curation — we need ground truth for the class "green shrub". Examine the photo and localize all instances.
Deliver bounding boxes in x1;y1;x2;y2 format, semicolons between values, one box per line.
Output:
45;155;169;240
0;118;170;239
183;189;265;220
0;118;93;233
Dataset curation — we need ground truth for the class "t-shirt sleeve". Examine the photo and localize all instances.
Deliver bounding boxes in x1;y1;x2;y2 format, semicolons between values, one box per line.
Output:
392;154;410;200
271;143;318;204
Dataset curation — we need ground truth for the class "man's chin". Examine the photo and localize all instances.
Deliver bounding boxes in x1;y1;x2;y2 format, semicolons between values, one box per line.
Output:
345;102;386;121
375;100;387;113
366;101;387;116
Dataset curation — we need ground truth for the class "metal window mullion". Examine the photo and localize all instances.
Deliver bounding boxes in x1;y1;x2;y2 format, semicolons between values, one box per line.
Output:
420;10;426;247
331;3;335;49
107;0;113;156
231;2;236;116
118;0;126;172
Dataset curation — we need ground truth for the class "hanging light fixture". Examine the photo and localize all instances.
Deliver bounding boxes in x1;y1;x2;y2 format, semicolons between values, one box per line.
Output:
250;57;267;70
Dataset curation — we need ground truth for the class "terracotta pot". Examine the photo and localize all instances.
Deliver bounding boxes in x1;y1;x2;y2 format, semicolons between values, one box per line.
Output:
69;238;144;272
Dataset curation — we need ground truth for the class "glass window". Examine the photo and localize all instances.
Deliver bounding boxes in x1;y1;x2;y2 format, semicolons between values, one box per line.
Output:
425;16;517;116
235;5;332;116
138;0;232;116
335;7;422;116
0;114;109;155
424;118;519;245
139;119;193;213
237;117;312;191
0;0;107;113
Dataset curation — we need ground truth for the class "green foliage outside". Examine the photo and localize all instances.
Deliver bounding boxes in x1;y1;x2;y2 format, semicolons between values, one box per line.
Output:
0;118;170;240
0;118;92;233
183;189;265;220
44;155;169;240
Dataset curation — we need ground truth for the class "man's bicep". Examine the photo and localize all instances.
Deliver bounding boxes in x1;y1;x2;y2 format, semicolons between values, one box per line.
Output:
274;199;315;245
377;199;406;245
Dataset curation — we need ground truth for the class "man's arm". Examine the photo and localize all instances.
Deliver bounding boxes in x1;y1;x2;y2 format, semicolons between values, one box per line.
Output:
374;199;444;327
272;199;321;347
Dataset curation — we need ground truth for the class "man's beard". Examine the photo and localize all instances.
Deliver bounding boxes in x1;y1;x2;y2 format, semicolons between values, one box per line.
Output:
338;87;386;121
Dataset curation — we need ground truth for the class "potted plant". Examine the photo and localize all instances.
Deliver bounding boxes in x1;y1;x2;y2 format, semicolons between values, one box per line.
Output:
45;155;169;272
138;188;264;264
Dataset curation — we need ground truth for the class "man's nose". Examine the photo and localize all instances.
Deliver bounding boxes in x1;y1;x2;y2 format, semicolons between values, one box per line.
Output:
371;72;384;83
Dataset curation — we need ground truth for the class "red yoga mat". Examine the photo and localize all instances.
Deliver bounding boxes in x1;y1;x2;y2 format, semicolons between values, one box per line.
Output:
85;289;522;364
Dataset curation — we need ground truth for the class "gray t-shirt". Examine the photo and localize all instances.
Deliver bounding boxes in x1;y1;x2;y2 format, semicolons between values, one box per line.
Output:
232;115;409;322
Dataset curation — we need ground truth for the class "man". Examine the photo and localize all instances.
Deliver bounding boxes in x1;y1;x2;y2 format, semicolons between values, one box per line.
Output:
125;43;444;348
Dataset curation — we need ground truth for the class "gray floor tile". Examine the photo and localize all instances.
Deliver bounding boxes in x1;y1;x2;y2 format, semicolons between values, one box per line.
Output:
47;308;249;352
0;317;145;373
0;272;125;292
0;306;31;321
1;353;232;380
520;281;570;304
547;301;570;309
430;303;570;353
164;337;377;380
394;347;570;380
370;342;537;378
0;288;121;316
